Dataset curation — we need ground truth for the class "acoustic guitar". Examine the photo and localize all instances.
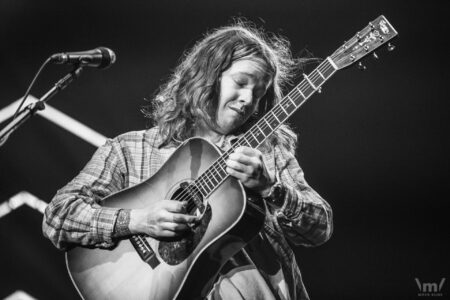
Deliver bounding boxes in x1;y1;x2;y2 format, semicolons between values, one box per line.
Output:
66;15;397;300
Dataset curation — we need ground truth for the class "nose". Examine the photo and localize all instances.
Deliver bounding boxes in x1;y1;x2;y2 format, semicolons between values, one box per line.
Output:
238;88;254;105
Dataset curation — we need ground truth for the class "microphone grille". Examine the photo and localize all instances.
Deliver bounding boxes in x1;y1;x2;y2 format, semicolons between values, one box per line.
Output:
98;47;116;69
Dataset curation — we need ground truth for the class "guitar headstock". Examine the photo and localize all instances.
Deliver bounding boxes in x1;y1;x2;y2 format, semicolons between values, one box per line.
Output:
330;15;398;70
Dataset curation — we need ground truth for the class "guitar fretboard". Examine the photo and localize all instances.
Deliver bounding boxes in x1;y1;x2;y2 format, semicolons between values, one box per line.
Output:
191;58;337;198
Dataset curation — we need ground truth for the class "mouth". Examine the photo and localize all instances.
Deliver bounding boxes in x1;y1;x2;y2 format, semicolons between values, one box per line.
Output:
229;106;246;116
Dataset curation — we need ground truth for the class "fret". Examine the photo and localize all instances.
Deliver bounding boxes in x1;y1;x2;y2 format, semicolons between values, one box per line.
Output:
303;73;318;91
320;60;336;78
317;69;325;80
250;127;264;143
255;124;267;138
286;94;297;107
249;130;258;142
273;106;288;121
282;96;297;113
309;71;325;92
262;117;274;130
201;174;214;193
326;57;338;70
197;184;208;197
246;131;260;148
216;163;228;178
258;119;273;137
266;113;280;131
235;135;253;149
269;110;281;124
295;86;305;99
208;165;221;180
200;182;211;195
211;171;221;185
242;136;253;147
193;176;209;198
279;104;289;117
300;83;315;98
249;136;259;148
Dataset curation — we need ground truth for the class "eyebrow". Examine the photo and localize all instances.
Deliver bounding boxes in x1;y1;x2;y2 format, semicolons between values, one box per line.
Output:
233;71;270;85
232;71;257;78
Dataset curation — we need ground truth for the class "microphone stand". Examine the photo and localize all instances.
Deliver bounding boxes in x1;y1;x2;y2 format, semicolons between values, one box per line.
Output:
0;65;84;147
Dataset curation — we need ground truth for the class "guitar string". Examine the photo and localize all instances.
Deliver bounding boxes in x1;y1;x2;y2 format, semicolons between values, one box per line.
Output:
173;60;335;211
175;60;335;212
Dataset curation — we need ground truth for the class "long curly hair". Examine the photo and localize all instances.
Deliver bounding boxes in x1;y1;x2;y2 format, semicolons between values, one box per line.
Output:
144;21;302;153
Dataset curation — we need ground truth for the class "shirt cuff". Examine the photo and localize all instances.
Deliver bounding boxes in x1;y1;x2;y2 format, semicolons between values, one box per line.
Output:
92;207;121;248
113;209;132;238
277;184;303;219
263;180;287;208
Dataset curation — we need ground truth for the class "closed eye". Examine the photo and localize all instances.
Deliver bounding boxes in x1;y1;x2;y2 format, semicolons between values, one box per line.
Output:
233;77;248;87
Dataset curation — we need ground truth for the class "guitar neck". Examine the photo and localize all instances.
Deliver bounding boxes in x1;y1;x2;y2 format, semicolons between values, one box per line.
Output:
192;58;338;198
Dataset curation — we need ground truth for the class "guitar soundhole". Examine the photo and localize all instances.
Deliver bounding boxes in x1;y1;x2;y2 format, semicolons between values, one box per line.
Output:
158;182;212;265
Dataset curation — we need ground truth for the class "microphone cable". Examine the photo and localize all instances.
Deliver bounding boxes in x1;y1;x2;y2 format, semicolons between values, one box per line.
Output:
12;56;52;120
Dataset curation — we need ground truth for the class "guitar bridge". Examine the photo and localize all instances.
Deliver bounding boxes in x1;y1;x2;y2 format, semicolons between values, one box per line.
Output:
130;234;160;268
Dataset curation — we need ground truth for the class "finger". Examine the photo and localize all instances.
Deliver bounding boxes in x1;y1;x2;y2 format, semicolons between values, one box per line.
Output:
163;200;188;213
229;152;262;168
234;146;261;157
171;212;199;224
158;229;179;237
226;166;249;182
226;158;249;173
160;222;190;232
228;153;253;166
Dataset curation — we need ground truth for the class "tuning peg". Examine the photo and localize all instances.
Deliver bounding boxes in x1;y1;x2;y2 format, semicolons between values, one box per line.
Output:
387;42;396;51
372;52;379;59
358;62;367;71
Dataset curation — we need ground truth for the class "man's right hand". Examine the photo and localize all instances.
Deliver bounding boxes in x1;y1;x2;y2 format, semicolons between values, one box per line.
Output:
129;200;198;238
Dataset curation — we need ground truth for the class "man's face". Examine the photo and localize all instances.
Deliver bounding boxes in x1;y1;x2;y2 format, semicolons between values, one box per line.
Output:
215;59;270;135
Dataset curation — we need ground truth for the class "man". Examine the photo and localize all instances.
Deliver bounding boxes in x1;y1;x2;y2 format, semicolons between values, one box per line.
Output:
43;22;333;299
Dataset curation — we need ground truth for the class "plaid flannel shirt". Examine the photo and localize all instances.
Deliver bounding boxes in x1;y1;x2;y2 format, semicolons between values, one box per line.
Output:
43;127;333;300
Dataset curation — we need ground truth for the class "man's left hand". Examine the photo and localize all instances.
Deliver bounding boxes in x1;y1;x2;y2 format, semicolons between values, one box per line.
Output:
226;146;275;197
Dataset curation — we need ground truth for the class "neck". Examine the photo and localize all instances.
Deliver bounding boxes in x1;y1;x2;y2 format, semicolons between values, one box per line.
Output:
195;126;225;145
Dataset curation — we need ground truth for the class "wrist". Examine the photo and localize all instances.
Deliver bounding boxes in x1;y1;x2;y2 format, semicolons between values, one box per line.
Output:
129;209;148;235
260;180;276;198
263;181;286;208
113;209;132;238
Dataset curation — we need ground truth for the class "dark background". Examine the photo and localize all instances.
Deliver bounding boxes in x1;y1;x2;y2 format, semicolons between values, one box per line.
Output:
0;0;448;299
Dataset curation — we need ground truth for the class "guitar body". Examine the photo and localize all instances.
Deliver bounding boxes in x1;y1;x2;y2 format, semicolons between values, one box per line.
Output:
66;138;265;300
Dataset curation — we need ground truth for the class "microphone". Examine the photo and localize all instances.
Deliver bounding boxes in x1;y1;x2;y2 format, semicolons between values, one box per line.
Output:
50;47;116;69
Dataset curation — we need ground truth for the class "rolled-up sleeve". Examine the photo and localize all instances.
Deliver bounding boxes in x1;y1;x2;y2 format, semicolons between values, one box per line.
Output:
268;144;333;247
42;138;126;250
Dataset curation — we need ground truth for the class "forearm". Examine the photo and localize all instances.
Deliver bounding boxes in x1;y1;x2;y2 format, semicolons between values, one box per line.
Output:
275;183;333;246
267;144;333;247
42;138;128;250
43;191;121;250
